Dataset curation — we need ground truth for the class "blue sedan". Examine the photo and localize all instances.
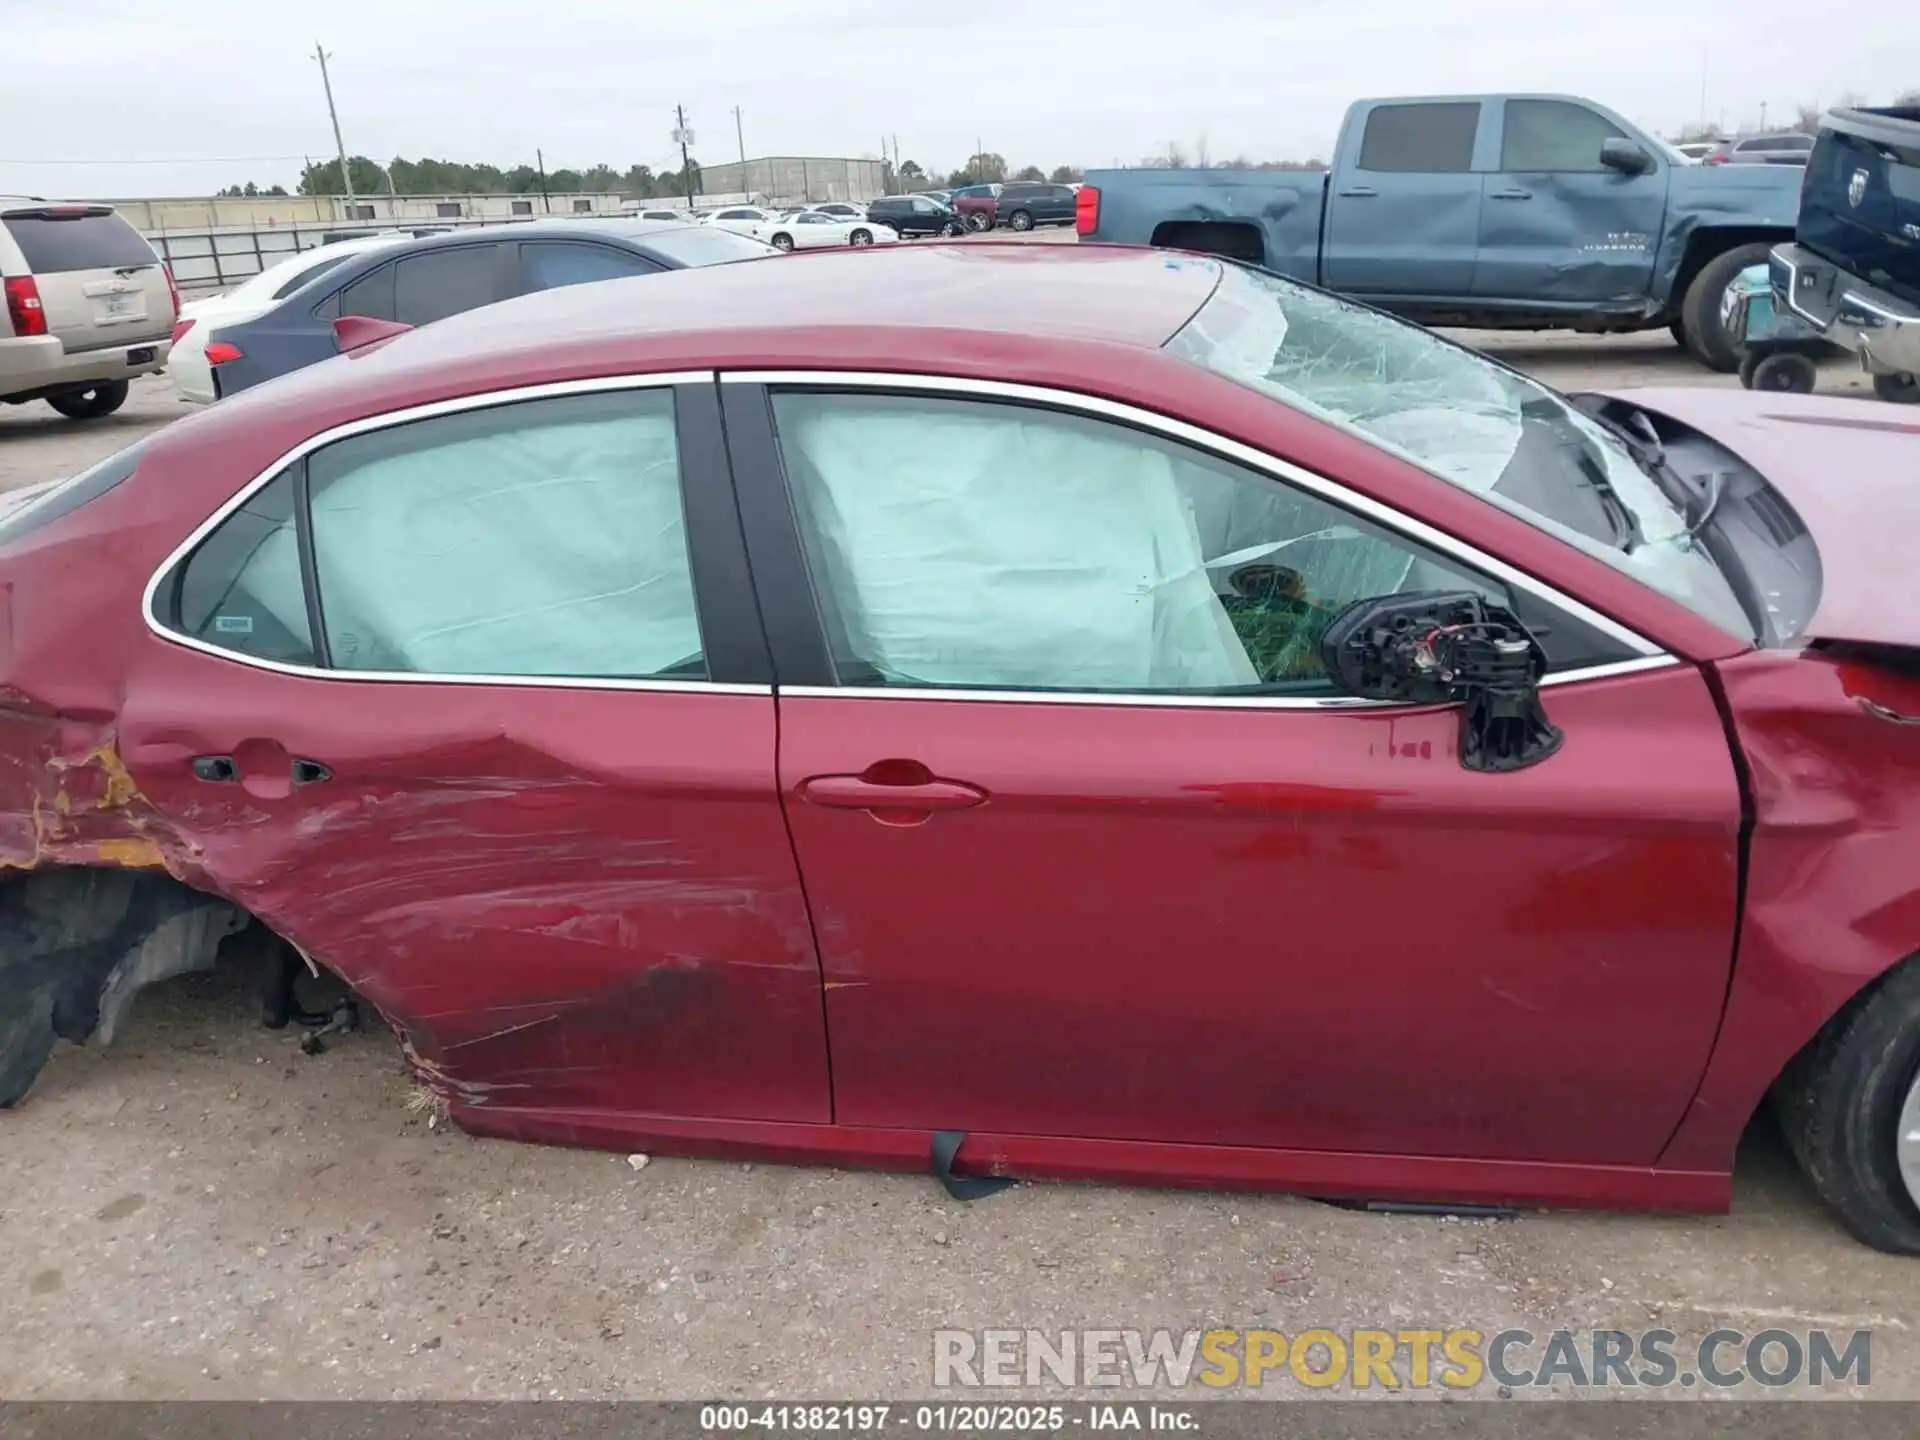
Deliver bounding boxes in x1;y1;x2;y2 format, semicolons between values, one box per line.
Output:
203;220;776;399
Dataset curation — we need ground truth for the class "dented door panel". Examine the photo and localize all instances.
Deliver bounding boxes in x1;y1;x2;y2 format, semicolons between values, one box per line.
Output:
113;649;829;1122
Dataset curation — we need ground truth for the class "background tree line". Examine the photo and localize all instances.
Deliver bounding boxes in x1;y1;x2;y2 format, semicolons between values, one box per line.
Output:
226;145;1334;201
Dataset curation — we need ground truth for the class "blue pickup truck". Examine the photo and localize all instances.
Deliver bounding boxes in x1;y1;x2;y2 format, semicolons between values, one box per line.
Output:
1078;93;1803;371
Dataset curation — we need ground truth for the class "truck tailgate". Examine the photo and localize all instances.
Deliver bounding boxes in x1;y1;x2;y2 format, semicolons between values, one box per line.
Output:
1798;106;1920;307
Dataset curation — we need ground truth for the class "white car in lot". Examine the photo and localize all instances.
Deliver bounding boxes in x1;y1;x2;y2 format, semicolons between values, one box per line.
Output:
167;234;406;404
760;210;899;252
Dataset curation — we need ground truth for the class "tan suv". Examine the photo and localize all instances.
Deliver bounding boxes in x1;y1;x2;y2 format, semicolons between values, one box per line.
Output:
1;198;176;420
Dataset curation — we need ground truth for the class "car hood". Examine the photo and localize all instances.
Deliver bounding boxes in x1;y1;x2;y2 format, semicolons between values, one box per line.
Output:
1609;387;1920;648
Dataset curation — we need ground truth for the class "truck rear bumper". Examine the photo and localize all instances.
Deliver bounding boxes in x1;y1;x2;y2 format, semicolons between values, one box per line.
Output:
1771;242;1920;375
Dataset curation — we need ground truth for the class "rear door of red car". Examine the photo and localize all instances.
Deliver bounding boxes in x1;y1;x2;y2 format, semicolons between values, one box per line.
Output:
119;376;832;1125
720;374;1743;1166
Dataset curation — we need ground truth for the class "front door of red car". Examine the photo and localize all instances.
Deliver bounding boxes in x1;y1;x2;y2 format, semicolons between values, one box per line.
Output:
728;381;1743;1165
119;381;832;1125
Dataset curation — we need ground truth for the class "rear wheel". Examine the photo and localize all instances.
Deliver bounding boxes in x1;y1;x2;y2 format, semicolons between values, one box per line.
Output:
45;381;129;420
1872;372;1920;404
1776;958;1920;1254
849;228;873;247
1680;242;1775;373
1745;351;1819;394
1007;210;1034;232
965;212;990;233
770;233;795;252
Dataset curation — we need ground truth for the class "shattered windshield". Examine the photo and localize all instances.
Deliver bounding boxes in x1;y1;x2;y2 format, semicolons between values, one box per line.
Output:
1167;264;1754;641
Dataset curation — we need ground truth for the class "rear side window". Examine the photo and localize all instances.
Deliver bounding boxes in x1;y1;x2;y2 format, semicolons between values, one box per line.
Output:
336;263;395;320
639;226;775;267
305;389;702;678
1356;103;1480;173
272;252;355;299
520;242;657;291
2;211;157;274
170;470;315;666
392;246;505;325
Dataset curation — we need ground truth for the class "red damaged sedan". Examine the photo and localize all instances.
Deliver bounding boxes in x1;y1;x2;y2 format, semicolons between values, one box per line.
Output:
2;245;1917;1250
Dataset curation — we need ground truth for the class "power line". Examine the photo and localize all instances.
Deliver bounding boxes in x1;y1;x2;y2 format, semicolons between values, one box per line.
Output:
0;155;315;165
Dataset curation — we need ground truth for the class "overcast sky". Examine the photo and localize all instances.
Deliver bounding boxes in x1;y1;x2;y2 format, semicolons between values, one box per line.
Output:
3;0;1913;197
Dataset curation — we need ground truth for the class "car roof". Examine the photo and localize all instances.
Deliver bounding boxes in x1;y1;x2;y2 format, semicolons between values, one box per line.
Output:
277;218;719;280
341;244;1224;381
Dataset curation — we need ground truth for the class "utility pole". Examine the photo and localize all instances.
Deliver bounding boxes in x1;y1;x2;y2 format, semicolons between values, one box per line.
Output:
673;105;696;207
733;106;747;196
1759;100;1769;133
536;148;551;213
312;43;357;218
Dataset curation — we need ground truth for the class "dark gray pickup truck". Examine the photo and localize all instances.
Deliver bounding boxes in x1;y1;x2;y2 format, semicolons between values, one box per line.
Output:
1077;93;1803;371
1770;105;1920;403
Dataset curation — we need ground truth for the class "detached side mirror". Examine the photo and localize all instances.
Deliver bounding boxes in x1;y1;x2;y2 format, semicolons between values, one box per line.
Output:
1599;139;1655;175
1320;592;1564;773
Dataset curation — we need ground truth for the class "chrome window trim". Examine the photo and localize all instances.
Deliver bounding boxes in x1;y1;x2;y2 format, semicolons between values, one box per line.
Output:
722;370;1666;660
778;655;1680;712
138;371;762;696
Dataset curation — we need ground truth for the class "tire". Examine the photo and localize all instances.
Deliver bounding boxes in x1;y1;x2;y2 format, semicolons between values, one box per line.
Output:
965;212;990;233
1872;372;1920;404
1680;242;1775;373
45;380;129;421
849;228;873;247
0;986;56;1109
1007;210;1034;232
944;220;966;237
1668;318;1688;349
770;233;794;252
1748;351;1818;394
1776;959;1920;1254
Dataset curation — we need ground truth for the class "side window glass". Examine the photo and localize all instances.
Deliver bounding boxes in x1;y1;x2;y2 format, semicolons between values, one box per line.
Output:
336;263;394;320
1356;103;1480;173
772;392;1501;695
273;253;352;300
170;470;315;665
1501;100;1626;172
305;389;703;679
521;243;656;291
392;246;503;326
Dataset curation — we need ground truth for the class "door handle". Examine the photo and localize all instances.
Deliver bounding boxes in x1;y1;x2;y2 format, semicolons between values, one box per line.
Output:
1337;186;1378;198
800;762;987;825
190;749;330;790
1490;189;1533;200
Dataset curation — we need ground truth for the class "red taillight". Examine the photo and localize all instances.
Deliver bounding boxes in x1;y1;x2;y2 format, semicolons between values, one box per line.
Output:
1075;185;1101;236
4;275;47;337
204;340;244;365
171;318;195;346
164;263;181;323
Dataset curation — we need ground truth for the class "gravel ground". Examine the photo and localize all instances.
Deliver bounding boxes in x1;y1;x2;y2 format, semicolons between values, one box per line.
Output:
0;303;1907;1404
